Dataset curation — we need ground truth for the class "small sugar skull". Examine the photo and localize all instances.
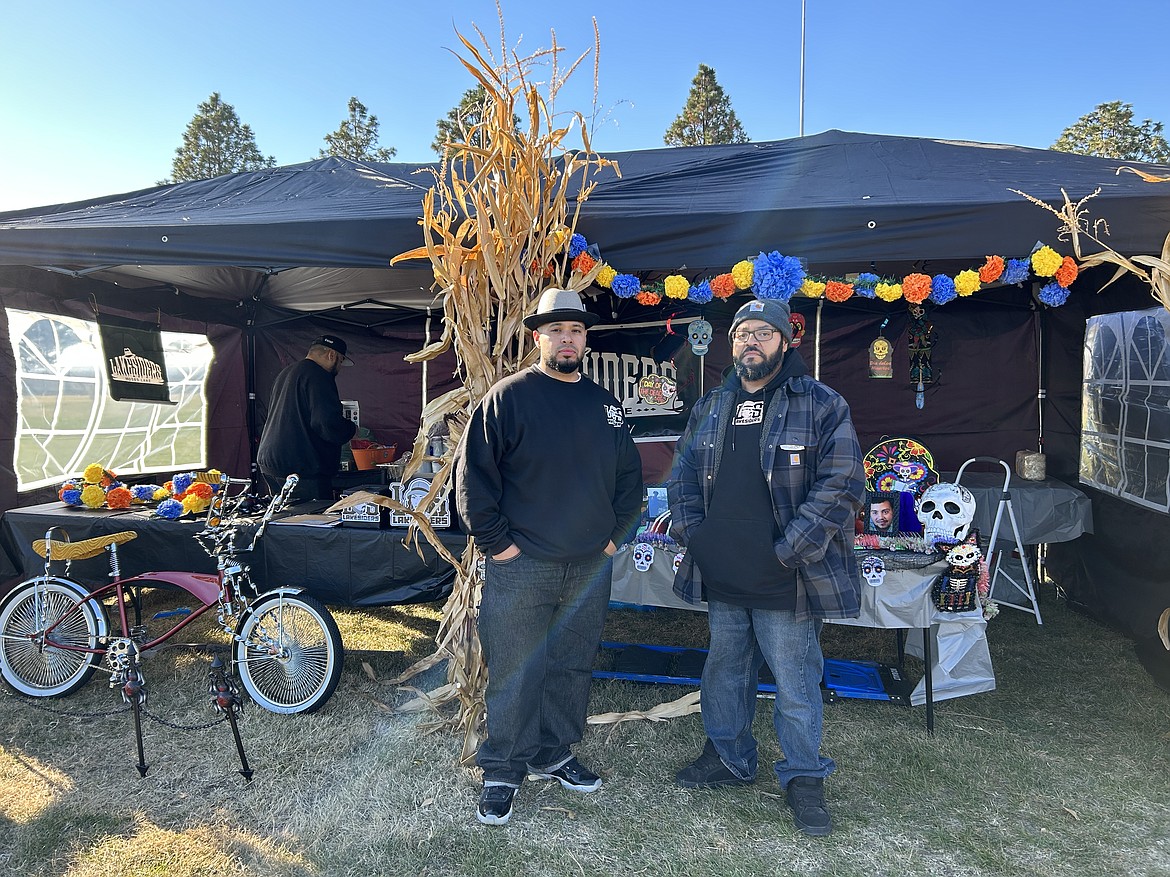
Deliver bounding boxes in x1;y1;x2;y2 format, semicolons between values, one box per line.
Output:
673;549;686;573
632;542;655;572
860;554;886;587
789;312;806;347
688;319;713;356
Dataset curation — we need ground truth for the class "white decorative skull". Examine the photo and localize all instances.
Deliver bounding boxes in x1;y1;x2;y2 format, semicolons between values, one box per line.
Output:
673;550;686;573
632;542;655;572
916;482;977;547
860;554;886;587
688;319;713;356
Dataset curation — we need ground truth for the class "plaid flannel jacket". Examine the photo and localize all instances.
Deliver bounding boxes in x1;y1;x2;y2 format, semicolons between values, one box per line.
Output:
668;371;864;620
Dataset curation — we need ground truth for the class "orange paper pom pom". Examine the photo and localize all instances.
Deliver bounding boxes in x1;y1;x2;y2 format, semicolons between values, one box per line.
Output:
824;280;854;302
710;274;737;299
106;487;132;509
1055;256;1079;288
635;291;662;306
902;273;932;304
571;252;597;275
978;255;1005;284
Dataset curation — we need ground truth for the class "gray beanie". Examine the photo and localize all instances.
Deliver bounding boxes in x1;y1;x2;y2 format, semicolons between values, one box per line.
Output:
729;299;794;342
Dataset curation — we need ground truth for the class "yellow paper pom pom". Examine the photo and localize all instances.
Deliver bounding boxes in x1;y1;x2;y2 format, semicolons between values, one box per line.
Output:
875;282;903;302
153;487;170;501
182;494;210;515
800;278;826;298
549;226;570;249
81;484;107;508
664;275;690;299
731;260;754;290
1031;246;1062;277
83;463;106;484
596;265;617;289
954;269;981;296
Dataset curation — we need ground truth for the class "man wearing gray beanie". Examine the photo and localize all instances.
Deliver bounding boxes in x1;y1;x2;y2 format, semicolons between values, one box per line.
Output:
668;297;863;837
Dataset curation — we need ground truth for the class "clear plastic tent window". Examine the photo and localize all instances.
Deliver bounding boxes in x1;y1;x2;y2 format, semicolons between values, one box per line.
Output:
7;309;211;491
1081;307;1170;514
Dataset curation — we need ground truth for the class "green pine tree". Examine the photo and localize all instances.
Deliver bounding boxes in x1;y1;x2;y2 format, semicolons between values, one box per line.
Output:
664;64;749;147
1052;100;1170;163
432;85;520;156
319;96;397;161
165;93;276;183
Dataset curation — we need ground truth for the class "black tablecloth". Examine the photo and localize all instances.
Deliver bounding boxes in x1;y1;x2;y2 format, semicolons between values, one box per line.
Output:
0;502;462;607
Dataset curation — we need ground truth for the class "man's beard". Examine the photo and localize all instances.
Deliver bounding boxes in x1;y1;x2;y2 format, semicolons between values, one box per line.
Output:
544;351;581;374
734;346;784;382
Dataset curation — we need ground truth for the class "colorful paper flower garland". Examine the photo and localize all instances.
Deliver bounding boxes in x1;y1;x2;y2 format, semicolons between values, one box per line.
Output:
559;231;1079;308
58;465;221;518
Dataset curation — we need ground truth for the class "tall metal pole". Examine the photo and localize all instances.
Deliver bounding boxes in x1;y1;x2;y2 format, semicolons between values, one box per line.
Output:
799;0;806;136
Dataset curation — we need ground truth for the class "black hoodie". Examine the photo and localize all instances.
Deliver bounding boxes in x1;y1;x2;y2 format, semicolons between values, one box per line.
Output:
683;349;809;609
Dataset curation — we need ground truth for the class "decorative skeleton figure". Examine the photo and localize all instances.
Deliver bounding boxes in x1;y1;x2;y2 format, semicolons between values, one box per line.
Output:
859;554;886;587
632;542;655;572
916;482;976;548
673;550;686;573
688;319;713;356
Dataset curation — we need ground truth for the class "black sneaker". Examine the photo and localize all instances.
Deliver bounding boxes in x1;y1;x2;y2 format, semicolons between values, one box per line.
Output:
527;757;602;792
675;740;753;789
785;776;832;836
476;784;516;825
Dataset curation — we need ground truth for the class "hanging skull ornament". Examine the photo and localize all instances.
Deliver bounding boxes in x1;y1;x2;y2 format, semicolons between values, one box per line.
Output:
632;542;656;572
688;319;713;356
860;554;886;587
673;549;686;573
916;482;977;548
789;313;806;348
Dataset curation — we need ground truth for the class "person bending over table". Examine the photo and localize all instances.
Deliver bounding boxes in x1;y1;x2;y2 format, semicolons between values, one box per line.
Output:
257;335;357;504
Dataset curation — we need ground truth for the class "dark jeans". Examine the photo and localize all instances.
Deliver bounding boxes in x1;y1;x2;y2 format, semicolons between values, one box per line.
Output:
261;471;332;504
476;550;612;787
701;600;835;788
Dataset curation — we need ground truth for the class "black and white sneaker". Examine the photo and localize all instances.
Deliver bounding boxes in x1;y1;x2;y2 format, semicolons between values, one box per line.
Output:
476;784;516;825
527;757;603;792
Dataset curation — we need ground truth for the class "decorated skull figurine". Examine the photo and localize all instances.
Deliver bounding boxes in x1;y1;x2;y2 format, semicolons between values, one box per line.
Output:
859;554;886;587
632;542;655;572
688;319;713;356
916;482;976;547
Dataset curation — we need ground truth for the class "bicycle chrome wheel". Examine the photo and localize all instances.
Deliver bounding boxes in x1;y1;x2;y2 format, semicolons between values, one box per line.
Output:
233;592;343;714
0;577;108;697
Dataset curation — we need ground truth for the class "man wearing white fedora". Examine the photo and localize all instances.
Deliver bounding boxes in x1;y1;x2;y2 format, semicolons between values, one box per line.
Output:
455;288;644;826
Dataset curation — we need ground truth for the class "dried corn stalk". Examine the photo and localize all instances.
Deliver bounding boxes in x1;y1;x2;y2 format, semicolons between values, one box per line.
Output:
388;15;618;759
1012;183;1170;312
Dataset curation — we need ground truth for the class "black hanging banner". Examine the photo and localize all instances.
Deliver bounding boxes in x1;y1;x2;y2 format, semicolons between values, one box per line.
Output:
98;314;174;404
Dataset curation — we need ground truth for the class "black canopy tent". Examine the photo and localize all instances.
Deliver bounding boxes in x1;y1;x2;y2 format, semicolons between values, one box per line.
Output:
1;130;1168;662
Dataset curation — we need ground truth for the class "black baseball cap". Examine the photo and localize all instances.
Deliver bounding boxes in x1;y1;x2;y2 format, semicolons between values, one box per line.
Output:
312;335;353;365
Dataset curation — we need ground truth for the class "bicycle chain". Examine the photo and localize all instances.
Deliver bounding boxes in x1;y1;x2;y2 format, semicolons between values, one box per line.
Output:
7;691;228;730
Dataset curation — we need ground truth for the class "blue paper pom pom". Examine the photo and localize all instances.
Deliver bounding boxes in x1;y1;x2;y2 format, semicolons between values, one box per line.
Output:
751;251;806;301
131;485;158;502
929;274;957;305
1037;281;1070;307
568;233;588;259
156;498;184;520
611;274;641;299
172;472;194;495
854;272;879;298
1002;258;1031;285
688;280;713;304
61;488;82;506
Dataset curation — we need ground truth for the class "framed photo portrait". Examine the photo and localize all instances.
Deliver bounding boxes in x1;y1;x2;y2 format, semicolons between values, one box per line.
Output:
863;491;900;536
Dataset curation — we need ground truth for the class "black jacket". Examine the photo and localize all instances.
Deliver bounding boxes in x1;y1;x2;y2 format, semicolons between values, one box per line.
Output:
257;359;356;479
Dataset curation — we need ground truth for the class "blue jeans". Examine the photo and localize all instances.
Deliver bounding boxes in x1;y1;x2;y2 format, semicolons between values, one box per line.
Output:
476;551;612;786
701;600;835;788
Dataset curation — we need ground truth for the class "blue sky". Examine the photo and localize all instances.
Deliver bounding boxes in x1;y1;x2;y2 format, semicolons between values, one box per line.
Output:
1;0;1167;211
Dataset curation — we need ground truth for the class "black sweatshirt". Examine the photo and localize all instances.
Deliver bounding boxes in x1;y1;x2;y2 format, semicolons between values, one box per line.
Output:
455;365;644;562
257;359;357;479
684;353;807;609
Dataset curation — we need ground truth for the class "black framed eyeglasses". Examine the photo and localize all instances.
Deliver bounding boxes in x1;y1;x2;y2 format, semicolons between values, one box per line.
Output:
731;327;776;344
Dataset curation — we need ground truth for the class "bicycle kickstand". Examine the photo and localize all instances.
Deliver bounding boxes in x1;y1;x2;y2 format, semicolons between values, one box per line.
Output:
209;655;253;781
120;650;150;778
